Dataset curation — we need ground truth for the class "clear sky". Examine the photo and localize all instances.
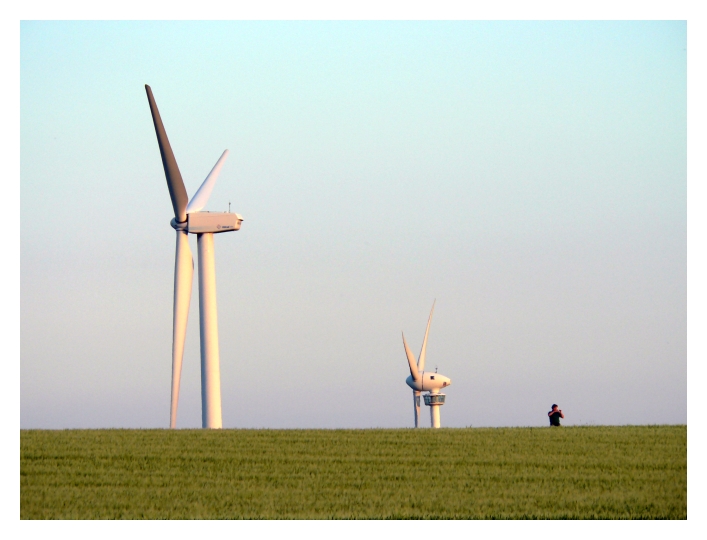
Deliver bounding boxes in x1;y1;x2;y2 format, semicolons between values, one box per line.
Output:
20;21;686;429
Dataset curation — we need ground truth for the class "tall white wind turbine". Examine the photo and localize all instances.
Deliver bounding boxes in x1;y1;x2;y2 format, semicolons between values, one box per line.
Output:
402;301;451;428
146;85;243;429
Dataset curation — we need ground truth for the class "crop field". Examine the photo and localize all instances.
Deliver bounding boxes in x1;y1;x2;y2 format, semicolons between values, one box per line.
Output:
21;425;685;519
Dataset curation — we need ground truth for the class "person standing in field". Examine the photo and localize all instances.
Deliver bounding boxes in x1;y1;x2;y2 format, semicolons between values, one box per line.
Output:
548;404;564;426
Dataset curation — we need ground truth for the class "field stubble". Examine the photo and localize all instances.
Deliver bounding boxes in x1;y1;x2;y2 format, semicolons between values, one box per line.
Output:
20;425;686;519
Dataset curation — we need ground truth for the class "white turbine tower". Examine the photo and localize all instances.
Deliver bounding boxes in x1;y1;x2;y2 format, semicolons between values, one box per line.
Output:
402;301;451;428
146;85;243;429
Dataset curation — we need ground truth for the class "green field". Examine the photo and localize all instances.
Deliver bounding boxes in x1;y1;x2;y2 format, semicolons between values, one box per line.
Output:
20;425;686;519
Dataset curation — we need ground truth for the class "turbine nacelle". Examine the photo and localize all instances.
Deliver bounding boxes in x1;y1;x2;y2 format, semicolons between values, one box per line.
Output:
171;213;244;233
186;212;243;234
406;373;451;392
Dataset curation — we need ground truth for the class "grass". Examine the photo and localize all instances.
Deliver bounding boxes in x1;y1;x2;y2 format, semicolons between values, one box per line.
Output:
20;425;686;519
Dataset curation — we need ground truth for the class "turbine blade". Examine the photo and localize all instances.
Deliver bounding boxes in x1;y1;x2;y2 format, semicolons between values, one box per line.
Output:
417;300;436;372
170;230;193;428
186;150;229;214
403;332;420;381
413;390;421;428
145;85;189;222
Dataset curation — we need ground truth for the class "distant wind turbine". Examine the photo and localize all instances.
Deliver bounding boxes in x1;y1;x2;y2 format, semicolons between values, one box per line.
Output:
402;301;451;428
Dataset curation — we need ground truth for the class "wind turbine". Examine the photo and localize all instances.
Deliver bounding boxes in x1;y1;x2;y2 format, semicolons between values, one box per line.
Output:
402;301;451;428
145;85;243;429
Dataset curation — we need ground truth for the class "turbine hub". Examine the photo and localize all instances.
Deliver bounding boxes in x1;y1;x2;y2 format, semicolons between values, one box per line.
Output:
170;218;188;231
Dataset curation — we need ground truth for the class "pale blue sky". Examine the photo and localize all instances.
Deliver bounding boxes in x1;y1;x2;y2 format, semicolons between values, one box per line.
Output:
21;21;686;428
